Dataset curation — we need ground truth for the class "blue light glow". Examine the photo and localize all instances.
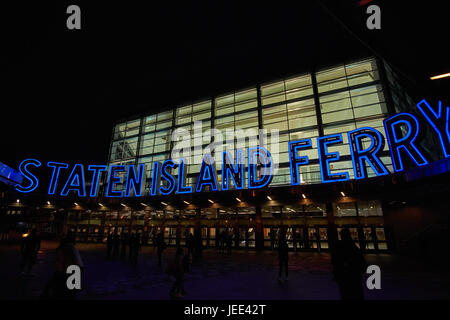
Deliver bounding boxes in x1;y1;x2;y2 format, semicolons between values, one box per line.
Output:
196;154;218;192
15;159;41;193
47;162;69;195
105;165;126;197
348;127;389;179
317;134;350;183
248;147;273;189
288;139;312;186
150;161;160;196
159;160;177;195
87;165;107;197
416;99;450;158
384;113;429;172
177;158;193;194
221;149;244;190
61;164;86;197
125;164;145;197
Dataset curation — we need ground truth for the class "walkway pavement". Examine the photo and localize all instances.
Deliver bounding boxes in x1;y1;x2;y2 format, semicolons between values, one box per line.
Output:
0;241;449;300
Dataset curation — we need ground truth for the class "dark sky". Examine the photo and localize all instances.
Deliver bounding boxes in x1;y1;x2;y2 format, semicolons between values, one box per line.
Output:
1;0;449;168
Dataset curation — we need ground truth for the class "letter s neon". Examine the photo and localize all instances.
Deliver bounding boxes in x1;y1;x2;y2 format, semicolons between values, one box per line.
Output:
15;159;41;193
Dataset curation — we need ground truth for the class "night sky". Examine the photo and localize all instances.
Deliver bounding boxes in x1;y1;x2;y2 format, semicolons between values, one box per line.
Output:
1;1;449;169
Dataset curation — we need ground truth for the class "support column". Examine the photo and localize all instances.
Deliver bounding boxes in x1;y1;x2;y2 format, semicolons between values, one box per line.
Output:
234;208;239;248
255;206;264;251
143;209;150;245
194;208;202;258
326;202;338;250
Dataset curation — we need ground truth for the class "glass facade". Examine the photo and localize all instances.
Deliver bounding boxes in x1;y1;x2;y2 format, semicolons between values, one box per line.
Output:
108;57;401;191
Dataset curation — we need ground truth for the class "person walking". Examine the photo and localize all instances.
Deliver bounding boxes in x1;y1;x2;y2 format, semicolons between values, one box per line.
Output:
112;231;120;257
220;230;227;256
20;228;41;277
186;233;194;260
292;229;298;252
156;232;166;267
277;235;289;282
269;229;275;251
130;233;141;266
331;228;366;300
245;230;250;249
120;232;128;257
167;247;186;299
226;231;233;256
42;232;83;299
106;232;113;260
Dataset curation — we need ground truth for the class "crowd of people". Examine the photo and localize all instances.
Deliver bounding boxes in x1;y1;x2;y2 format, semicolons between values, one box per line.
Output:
17;226;367;300
106;230;142;265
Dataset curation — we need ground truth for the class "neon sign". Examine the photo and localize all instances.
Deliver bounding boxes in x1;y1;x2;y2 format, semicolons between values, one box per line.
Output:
15;99;449;197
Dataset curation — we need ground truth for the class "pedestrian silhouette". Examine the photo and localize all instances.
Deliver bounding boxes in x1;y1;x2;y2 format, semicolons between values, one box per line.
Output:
278;234;289;282
186;233;194;260
226;231;233;256
112;231;120;257
156;232;166;267
220;230;227;256
120;233;128;257
245;230;250;249
130;233;141;266
269;229;275;250
331;228;366;300
42;231;83;299
167;247;186;299
106;232;114;259
292;230;298;252
20;228;40;277
128;233;136;262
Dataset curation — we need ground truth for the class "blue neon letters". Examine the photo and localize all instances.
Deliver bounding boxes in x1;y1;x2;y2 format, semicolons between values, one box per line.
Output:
14;99;447;197
289;139;312;185
15;159;41;193
317;134;350;183
383;113;429;172
348;127;389;179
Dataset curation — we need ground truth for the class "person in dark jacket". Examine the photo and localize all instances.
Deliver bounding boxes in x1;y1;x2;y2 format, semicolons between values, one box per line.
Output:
42;231;83;299
331;228;367;300
20;228;41;277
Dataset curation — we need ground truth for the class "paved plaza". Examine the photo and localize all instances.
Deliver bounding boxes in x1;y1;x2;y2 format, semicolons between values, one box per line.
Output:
0;241;449;300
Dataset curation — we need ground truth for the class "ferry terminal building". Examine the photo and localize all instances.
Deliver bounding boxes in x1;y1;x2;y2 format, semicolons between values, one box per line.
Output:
2;56;450;257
